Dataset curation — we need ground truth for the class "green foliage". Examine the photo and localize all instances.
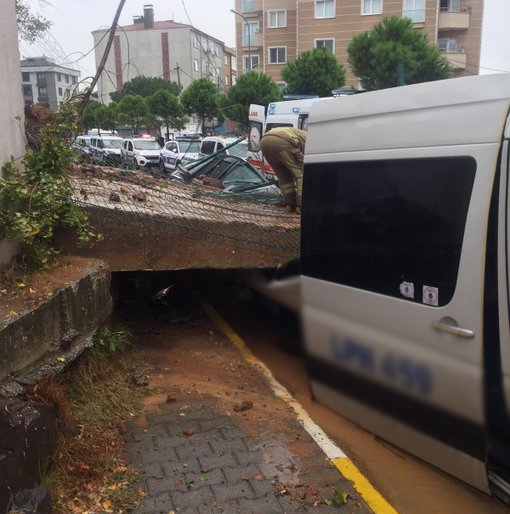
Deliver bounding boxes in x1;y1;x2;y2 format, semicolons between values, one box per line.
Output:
117;95;149;132
110;76;181;102
16;0;51;43
225;72;281;130
281;47;346;97
80;100;119;133
180;79;222;136
146;90;188;135
347;16;453;90
92;326;131;354
325;488;350;506
0;105;99;268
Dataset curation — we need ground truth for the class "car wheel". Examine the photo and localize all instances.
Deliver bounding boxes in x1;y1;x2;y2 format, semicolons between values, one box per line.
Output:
160;160;166;173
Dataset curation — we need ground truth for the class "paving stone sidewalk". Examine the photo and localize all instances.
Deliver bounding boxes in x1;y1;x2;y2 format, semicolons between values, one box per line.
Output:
123;316;374;514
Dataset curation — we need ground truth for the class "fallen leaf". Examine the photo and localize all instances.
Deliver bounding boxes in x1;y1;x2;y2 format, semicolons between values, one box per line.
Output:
234;400;253;412
8;311;17;318
254;474;264;481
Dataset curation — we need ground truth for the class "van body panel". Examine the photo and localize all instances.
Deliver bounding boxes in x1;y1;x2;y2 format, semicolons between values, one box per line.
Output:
310;380;490;492
307;75;510;155
302;74;510;493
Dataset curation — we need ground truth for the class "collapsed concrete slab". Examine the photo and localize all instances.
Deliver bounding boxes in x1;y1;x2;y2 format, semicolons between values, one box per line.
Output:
58;165;300;271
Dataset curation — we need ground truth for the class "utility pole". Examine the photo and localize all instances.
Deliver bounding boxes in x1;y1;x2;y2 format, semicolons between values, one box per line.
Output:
176;63;182;92
231;9;251;72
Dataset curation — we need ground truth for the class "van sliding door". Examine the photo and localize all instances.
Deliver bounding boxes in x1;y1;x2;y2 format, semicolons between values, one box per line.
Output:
490;137;510;498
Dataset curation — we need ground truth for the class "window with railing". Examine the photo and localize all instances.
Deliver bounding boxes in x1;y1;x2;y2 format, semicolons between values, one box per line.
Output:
403;0;425;22
244;55;259;71
241;0;255;12
36;72;47;87
38;86;48;101
22;72;30;82
242;21;259;46
440;0;460;11
437;37;458;52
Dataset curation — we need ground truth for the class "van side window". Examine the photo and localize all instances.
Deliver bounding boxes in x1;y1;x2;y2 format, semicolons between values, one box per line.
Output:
128;141;133;152
301;157;476;306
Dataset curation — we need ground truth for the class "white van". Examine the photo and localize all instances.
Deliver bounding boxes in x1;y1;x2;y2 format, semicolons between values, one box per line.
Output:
301;73;510;500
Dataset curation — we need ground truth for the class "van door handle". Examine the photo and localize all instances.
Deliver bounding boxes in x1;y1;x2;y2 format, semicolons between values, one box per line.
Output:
431;320;475;339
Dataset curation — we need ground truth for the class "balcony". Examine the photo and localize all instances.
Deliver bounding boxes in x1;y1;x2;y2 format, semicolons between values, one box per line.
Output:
439;10;470;30
444;52;467;69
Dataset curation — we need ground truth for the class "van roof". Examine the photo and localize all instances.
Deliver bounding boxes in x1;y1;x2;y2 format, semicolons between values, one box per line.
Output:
306;74;510;155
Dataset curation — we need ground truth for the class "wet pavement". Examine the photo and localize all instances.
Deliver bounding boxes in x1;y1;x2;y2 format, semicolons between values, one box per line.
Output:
122;309;374;514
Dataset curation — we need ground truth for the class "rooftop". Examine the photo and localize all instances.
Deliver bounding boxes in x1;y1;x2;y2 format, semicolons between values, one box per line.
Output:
92;19;191;33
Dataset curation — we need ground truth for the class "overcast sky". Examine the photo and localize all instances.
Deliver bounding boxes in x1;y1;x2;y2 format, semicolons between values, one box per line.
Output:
20;0;510;79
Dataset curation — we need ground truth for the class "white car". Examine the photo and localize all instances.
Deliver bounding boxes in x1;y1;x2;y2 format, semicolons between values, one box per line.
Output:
89;135;123;166
121;136;162;170
159;138;201;172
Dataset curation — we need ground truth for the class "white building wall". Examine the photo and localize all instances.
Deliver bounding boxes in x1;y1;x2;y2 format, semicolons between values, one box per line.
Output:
0;0;25;267
93;26;225;102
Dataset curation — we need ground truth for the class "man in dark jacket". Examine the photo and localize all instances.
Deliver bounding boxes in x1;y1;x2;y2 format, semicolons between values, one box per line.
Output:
260;127;306;214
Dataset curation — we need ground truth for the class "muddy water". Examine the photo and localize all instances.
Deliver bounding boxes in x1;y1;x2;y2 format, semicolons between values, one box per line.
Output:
202;274;510;514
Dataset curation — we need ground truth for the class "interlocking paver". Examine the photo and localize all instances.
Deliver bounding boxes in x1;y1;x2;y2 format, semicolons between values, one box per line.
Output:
124;316;376;514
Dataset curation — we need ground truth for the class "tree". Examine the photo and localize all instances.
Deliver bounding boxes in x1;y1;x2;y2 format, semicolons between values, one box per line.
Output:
95;103;119;133
180;79;222;136
281;47;346;97
347;16;453;91
80;101;102;132
117;95;149;133
225;72;281;131
79;101;118;133
146;90;187;139
16;0;51;42
110;76;181;102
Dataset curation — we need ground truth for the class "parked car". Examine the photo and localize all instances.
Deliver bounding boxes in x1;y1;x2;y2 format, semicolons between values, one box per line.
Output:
198;136;247;158
89;135;123;166
72;135;93;162
159;138;201;173
121;136;162;170
169;154;283;202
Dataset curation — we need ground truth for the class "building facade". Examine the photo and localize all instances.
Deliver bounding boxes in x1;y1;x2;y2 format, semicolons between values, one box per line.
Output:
92;5;232;103
224;47;238;89
233;0;484;87
20;56;80;110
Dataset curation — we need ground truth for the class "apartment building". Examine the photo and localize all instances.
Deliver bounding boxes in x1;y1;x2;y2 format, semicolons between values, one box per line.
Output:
233;0;484;87
20;56;80;110
224;47;238;89
92;5;232;102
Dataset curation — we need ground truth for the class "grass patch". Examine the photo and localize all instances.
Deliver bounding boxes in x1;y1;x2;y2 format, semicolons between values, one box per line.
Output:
34;325;147;513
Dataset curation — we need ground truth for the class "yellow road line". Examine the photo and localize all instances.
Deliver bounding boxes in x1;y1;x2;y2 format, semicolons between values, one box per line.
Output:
203;300;400;514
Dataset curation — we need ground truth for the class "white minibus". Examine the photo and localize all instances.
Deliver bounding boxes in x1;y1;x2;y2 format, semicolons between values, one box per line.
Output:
301;73;510;501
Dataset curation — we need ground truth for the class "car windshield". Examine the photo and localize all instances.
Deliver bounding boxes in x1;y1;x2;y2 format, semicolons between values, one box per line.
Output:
228;143;248;159
181;141;201;154
102;139;122;149
134;140;161;150
78;138;91;147
223;164;264;186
